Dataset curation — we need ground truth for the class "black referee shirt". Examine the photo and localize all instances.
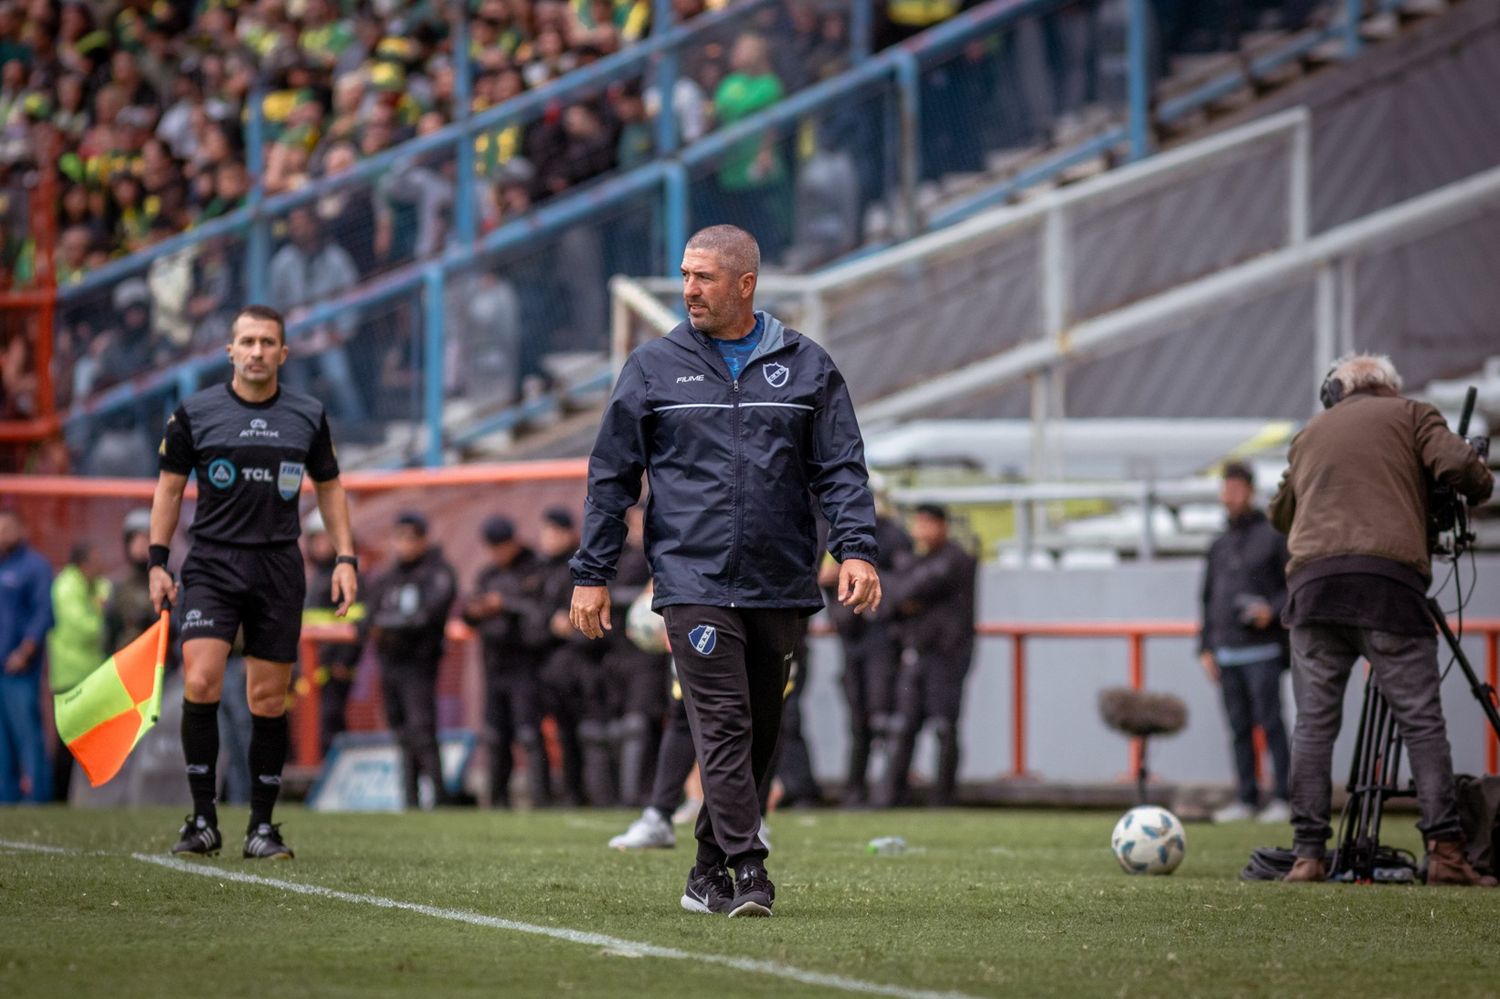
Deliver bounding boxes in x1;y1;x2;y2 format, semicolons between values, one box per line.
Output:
159;382;340;546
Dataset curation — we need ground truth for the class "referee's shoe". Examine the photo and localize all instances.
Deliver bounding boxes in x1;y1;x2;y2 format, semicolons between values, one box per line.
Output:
171;815;222;856
244;822;295;860
728;862;775;918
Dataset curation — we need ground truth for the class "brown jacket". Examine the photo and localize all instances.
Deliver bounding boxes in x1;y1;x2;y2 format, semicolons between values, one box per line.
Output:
1269;392;1493;582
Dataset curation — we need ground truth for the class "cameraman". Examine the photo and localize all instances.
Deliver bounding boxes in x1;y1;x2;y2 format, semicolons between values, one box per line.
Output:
1269;354;1493;885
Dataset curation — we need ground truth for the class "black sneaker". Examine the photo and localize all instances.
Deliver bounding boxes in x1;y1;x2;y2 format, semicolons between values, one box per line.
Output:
728;862;775;918
243;822;294;860
171;814;222;856
680;865;736;915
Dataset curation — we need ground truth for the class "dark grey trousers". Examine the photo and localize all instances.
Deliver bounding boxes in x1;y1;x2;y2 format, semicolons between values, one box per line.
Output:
1288;623;1463;858
1219;656;1290;806
662;605;799;870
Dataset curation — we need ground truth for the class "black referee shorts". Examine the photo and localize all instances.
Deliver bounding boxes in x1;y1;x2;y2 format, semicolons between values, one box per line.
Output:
179;541;307;663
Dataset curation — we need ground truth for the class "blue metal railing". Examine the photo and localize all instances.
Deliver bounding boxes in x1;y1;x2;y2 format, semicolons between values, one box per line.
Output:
62;0;1401;468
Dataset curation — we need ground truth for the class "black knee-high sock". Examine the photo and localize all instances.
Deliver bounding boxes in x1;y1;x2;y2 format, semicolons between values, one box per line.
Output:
248;713;289;829
181;699;220;825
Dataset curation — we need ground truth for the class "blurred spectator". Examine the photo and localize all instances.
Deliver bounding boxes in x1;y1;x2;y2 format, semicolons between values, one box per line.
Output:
47;540;108;801
712;33;788;258
0;507;54;804
268;206;366;423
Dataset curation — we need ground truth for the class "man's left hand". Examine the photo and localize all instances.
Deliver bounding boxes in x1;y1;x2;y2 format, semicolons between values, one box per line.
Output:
838;559;881;616
1248;601;1273;629
4;649;28;674
331;563;358;618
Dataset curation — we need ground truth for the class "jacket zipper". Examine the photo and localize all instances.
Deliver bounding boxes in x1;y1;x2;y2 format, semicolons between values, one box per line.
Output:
728;376;741;608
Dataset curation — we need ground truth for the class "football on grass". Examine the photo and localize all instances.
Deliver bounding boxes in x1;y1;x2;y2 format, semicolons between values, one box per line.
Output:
1111;806;1186;875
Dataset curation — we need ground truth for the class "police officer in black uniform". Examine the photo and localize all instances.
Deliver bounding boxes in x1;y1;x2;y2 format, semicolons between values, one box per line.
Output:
820;502;912;806
363;511;457;809
303;510;362;757
461;515;550;808
538;507;616;805
603;509;670;806
151;304;359;860
879;503;976;808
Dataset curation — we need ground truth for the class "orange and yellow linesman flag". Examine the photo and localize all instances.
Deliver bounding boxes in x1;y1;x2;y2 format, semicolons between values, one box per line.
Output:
53;610;170;787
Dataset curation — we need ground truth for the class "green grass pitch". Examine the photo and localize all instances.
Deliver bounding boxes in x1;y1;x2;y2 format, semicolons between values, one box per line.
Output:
2;807;1496;997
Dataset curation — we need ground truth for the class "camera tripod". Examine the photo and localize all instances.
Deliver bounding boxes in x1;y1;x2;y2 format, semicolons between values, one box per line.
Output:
1328;598;1500;882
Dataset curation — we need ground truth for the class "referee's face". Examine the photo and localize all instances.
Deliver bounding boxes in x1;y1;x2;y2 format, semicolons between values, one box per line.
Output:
228;316;288;388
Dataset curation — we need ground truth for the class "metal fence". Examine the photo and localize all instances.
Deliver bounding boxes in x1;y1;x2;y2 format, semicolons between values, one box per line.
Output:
50;0;1417;471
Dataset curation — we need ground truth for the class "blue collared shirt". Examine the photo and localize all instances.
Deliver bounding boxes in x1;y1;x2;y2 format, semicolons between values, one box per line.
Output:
0;542;54;671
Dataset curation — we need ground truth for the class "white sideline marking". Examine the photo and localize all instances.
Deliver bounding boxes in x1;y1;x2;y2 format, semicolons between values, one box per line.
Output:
1;839;978;999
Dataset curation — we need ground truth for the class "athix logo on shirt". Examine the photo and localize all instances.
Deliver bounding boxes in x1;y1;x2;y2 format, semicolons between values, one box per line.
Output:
207;458;237;488
688;624;717;655
240;418;280;438
763;362;790;388
676;374;705;383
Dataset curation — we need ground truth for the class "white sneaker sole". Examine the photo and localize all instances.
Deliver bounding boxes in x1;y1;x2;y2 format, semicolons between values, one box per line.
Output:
727;900;772;918
681;894;713;914
610;835;676;851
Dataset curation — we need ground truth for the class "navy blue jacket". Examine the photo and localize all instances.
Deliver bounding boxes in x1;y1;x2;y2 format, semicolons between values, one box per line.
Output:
571;313;879;612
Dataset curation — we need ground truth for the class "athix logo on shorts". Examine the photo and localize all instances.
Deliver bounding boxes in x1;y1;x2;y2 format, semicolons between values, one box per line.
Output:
763;362;790;388
676;374;705;383
183;608;215;629
688;624;717;655
207;458;237;488
240;418;280;438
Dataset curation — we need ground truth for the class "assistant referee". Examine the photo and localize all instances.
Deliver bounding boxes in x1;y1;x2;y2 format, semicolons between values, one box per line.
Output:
150;305;358;860
570;225;880;917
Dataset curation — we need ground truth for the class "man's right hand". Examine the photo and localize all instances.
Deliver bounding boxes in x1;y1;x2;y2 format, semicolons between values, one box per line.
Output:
149;566;178;614
1199;651;1220;685
569;585;611;640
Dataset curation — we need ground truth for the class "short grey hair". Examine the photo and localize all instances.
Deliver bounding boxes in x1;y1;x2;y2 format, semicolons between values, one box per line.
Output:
1330;353;1403;396
684;225;760;278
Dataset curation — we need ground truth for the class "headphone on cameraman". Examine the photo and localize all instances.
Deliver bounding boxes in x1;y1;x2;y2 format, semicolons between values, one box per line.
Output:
1319;365;1345;410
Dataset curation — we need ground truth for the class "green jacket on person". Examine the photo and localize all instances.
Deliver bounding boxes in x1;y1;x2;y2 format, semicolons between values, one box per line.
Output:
48;564;110;694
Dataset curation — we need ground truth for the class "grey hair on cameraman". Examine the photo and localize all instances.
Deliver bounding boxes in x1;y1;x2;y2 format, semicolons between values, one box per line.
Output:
1330;353;1402;397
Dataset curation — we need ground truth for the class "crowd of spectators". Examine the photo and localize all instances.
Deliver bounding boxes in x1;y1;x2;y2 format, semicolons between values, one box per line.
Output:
0;0;676;288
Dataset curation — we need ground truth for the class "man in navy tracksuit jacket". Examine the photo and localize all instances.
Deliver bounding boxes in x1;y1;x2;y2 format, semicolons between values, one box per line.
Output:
569;225;882;918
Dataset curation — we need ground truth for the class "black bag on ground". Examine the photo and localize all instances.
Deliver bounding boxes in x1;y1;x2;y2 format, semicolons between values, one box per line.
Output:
1455;774;1500;875
1241;846;1296;881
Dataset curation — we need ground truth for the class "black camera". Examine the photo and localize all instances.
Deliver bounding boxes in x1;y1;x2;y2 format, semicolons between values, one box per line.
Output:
1428;386;1487;558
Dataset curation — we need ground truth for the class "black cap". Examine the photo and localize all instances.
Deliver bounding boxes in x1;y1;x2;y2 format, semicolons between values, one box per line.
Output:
542;506;574;530
395;510;429;535
914;503;948;522
482;515;515;545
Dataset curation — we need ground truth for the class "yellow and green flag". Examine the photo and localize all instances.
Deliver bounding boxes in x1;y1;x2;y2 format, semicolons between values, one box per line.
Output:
53;611;170;787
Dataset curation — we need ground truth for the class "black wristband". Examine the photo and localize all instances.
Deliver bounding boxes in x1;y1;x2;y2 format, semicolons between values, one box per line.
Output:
148;545;170;570
335;554;359;571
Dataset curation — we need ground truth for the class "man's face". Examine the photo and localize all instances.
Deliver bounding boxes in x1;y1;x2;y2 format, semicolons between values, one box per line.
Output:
307;532;335;563
392;525;427;563
539;523;576;558
226;316;288;389
126;531;150;565
681;247;751;337
0;513;21;552
1220;477;1254;519
911;512;947;552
